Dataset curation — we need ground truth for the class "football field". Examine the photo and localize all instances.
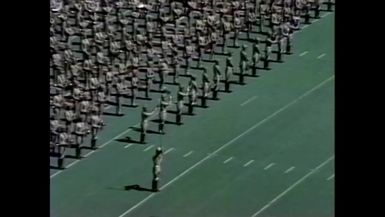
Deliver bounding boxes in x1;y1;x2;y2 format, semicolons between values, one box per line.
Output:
50;11;335;217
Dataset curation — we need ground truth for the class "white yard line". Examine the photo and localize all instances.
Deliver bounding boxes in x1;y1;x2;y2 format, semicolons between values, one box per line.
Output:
143;145;154;152
183;151;194;158
284;166;295;174
241;96;258;106
264;163;276;170
251;156;335;217
311;19;320;24
321;12;331;18
327;174;335;181
84;151;96;157
243;160;255;167
124;144;133;149
299;51;309;57
223;157;234;164
118;76;335;217
164;147;175;154
317;53;326;59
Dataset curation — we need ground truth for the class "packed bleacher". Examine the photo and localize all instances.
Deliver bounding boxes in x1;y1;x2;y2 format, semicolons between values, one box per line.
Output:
50;0;335;169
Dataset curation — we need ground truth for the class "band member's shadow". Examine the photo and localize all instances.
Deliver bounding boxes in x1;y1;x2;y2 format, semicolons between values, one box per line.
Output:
164;81;179;85
150;89;166;93
103;111;124;116
64;154;81;160
106;101;117;106
128;126;162;135
50;165;62;170
124;185;153;192
268;59;284;63
115;136;143;144
151;118;179;125
122;104;139;108
136;96;152;101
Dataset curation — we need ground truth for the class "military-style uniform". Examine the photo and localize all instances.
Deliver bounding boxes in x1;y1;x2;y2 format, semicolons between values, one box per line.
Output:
129;69;139;107
281;21;293;54
140;106;158;144
239;45;249;84
53;94;64;120
97;88;107;116
58;132;69;169
169;42;180;84
251;44;261;76
201;70;210;108
221;19;232;53
159;61;169;92
145;67;155;99
90;112;102;149
184;44;195;74
176;85;188;125
74;120;88;158
50;119;61;145
187;76;198;115
158;94;172;133
79;98;90;124
232;16;242;47
212;62;221;99
224;54;234;92
115;79;126;115
152;147;164;192
64;106;75;133
264;32;277;69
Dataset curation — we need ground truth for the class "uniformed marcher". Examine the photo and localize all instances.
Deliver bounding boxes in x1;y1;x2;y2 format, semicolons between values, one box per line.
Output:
50;117;61;145
313;0;321;19
201;69;210;108
159;60;169;92
221;16;232;53
196;34;208;68
169;41;180;84
264;31;277;69
145;66;155;99
302;0;311;24
90;110;102;149
74;119;89;158
115;77;127;116
224;53;234;92
96;86;107;116
58;131;69;169
325;0;334;11
212;61;222;100
79;95;91;125
152;147;163;192
281;21;293;54
158;93;172;134
239;45;249;85
129;68;139;107
184;41;195;75
232;13;243;47
140;106;158;144
251;43;261;77
276;25;284;62
187;75;198;115
176;85;188;125
64;105;75;133
53;93;64;120
290;11;301;32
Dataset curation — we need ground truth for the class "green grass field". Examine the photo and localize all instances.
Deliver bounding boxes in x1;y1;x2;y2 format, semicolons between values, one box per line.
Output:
50;11;335;217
